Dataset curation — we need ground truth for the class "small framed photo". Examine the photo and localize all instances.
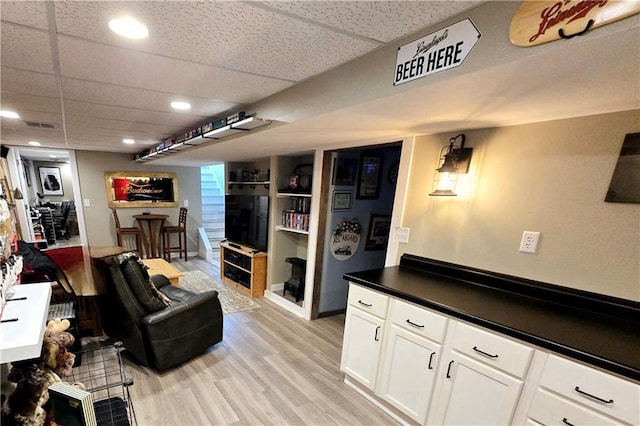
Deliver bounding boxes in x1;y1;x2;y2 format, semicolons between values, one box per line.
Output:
365;214;391;251
332;191;352;212
39;166;63;196
357;152;383;199
332;157;358;186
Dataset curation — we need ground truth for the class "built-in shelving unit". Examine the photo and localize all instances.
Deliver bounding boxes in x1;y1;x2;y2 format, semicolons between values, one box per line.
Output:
267;154;315;310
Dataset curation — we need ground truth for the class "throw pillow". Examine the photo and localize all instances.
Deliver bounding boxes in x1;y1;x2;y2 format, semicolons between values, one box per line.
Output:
118;254;171;313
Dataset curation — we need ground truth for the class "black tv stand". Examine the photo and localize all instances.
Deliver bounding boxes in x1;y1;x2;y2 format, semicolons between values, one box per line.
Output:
229;242;242;249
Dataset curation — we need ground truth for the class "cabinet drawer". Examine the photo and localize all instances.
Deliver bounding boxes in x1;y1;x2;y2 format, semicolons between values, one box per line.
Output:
347;284;389;319
539;355;639;425
528;389;619;426
451;322;533;378
389;299;448;343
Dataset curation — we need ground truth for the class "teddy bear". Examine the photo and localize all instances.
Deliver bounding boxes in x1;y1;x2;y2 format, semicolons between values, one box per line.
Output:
1;318;79;426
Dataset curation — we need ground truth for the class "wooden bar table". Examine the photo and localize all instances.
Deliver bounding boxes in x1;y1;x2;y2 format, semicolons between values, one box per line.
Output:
133;214;169;258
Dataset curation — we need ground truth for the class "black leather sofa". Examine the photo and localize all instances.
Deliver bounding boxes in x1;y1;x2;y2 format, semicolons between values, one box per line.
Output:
97;252;223;370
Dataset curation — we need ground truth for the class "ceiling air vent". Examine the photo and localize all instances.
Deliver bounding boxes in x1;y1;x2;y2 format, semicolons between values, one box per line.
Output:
24;121;58;129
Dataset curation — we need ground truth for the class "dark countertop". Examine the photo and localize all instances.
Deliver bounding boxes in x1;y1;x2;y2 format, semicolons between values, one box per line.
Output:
344;258;640;382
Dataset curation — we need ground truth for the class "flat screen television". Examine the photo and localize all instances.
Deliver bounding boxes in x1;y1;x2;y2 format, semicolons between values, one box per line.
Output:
225;194;269;252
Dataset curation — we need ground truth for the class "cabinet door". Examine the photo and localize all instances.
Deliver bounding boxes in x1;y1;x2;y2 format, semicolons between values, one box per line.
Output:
435;352;524;425
377;324;441;424
340;308;385;391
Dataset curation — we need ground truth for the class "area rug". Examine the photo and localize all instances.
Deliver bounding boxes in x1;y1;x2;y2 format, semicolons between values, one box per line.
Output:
178;270;260;315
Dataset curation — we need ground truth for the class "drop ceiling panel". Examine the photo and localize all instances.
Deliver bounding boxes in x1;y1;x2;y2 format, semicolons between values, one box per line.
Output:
1;25;54;74
0;125;66;146
56;37;292;104
191;2;380;81
53;1;379;82
262;1;484;43
63;100;204;130
60;78;234;121
0;1;48;29
1;93;61;115
1;69;59;98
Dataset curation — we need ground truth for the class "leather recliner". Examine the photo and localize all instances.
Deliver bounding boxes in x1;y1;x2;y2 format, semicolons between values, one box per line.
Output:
97;252;223;370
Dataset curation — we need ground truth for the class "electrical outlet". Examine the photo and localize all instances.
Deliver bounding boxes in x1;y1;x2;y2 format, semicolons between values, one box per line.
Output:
519;231;540;253
184;199;189;207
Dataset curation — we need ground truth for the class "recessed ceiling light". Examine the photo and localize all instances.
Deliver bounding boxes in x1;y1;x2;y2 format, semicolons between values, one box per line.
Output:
0;110;20;119
171;101;191;110
49;155;57;159
109;16;148;39
28;141;41;146
123;138;135;144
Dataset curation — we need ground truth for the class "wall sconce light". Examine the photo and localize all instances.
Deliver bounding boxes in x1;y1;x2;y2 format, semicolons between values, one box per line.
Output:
429;133;473;196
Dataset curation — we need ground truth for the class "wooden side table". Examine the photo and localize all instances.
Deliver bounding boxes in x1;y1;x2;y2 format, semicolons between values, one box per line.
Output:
142;258;184;286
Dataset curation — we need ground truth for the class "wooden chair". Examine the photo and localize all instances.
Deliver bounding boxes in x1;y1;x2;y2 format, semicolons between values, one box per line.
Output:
111;208;142;254
162;207;188;262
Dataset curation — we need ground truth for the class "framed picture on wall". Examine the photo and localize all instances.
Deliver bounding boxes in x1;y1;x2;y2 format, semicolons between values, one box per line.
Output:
332;157;358;185
364;214;391;251
39;167;63;196
332;191;352;211
356;152;383;199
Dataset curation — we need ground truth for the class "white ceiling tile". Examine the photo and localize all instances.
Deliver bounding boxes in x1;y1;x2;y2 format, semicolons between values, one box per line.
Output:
0;1;49;30
52;1;379;81
63;100;203;130
1;24;54;74
1;69;59;98
56;36;292;104
263;1;484;43
1;93;61;115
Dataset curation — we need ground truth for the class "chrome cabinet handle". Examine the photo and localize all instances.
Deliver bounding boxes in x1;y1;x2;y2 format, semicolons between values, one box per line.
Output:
574;386;614;404
358;300;372;307
374;325;381;341
472;346;499;358
406;319;425;328
428;352;435;370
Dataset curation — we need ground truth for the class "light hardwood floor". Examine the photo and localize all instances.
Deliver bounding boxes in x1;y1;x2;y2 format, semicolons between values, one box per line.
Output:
121;257;396;425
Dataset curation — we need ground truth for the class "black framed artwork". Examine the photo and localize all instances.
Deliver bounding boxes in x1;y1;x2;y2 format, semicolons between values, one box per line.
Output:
39;167;63;196
356;152;383;199
332;157;358;186
364;214;391;251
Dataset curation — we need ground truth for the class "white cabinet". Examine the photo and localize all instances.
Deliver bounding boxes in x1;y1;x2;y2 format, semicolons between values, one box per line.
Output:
430;322;532;425
340;285;388;390
525;355;640;426
432;351;525;425
376;299;448;424
341;306;386;390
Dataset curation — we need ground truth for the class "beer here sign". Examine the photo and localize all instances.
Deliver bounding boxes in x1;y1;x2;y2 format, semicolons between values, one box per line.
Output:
394;18;481;86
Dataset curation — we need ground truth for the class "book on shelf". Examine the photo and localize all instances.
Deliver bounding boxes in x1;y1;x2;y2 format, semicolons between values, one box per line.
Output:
48;381;97;426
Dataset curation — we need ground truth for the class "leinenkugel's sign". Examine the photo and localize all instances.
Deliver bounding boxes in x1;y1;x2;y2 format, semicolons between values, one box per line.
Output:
394;18;481;86
510;0;640;47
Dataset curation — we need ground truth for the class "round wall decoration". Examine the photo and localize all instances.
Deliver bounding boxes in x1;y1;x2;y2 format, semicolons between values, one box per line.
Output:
330;218;361;260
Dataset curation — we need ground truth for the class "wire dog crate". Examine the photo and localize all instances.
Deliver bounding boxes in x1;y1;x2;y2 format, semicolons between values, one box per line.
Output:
67;342;136;426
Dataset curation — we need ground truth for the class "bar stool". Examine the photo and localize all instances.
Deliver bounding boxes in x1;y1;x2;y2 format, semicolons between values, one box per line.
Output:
162;207;188;262
111;208;142;254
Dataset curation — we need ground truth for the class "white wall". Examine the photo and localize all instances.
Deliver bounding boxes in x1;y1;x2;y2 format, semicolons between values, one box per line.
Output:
397;110;640;301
